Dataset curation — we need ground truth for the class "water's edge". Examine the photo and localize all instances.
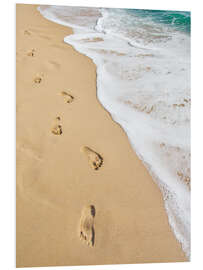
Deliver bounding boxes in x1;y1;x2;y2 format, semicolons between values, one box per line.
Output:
37;5;190;258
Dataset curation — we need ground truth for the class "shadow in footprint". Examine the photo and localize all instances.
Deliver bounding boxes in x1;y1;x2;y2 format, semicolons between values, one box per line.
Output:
81;146;103;170
33;73;43;84
27;49;35;57
79;205;96;247
60;91;74;104
51;116;62;135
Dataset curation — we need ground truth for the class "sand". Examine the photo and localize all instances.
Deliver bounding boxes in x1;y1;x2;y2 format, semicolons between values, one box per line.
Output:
16;4;187;267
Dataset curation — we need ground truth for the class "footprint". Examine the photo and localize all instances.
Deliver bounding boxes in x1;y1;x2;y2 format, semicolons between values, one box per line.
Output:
81;146;103;170
34;77;42;84
60;91;74;104
51;116;62;135
27;49;35;57
24;30;31;35
79;205;96;247
33;73;43;84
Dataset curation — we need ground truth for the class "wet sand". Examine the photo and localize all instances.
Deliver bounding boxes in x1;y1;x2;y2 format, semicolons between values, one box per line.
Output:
16;4;187;267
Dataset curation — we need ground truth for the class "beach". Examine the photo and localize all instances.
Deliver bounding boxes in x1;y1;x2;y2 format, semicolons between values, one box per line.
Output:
16;4;187;267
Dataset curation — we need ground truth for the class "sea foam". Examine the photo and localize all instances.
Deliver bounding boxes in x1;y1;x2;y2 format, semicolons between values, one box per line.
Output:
38;5;191;258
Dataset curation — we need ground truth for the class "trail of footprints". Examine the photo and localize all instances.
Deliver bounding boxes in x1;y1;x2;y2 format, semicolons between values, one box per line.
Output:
24;31;104;246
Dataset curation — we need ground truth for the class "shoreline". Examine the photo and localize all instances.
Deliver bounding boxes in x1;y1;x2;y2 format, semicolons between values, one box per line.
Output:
16;4;187;267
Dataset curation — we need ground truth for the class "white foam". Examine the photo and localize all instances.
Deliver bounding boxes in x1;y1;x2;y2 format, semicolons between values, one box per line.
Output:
38;5;191;258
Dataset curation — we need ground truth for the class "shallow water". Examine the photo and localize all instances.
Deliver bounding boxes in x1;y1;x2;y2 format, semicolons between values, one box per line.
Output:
38;5;191;258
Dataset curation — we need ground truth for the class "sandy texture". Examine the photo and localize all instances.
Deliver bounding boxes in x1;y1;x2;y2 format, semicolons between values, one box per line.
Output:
16;4;187;267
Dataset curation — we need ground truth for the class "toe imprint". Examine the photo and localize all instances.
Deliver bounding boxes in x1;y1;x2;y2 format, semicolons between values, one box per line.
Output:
27;49;35;57
51;117;62;135
34;76;42;84
60;91;74;104
79;205;95;247
81;146;103;170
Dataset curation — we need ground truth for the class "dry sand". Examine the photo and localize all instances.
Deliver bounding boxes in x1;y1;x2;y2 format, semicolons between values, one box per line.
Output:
16;4;187;267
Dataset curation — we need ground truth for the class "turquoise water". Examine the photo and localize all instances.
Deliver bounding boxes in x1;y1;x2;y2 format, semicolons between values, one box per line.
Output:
127;9;191;33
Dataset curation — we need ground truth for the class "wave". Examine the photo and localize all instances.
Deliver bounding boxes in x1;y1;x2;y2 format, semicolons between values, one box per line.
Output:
38;5;191;258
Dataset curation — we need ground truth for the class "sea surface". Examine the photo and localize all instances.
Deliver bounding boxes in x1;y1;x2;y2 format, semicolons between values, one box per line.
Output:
38;5;191;258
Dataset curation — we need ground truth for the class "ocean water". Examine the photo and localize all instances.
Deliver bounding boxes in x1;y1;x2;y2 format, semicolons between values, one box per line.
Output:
38;5;191;258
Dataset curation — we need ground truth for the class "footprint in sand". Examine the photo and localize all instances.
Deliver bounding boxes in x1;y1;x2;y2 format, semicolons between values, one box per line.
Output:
59;91;74;104
33;73;43;84
81;146;103;170
24;30;31;35
34;77;42;84
27;49;35;57
79;205;96;247
51;116;62;135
